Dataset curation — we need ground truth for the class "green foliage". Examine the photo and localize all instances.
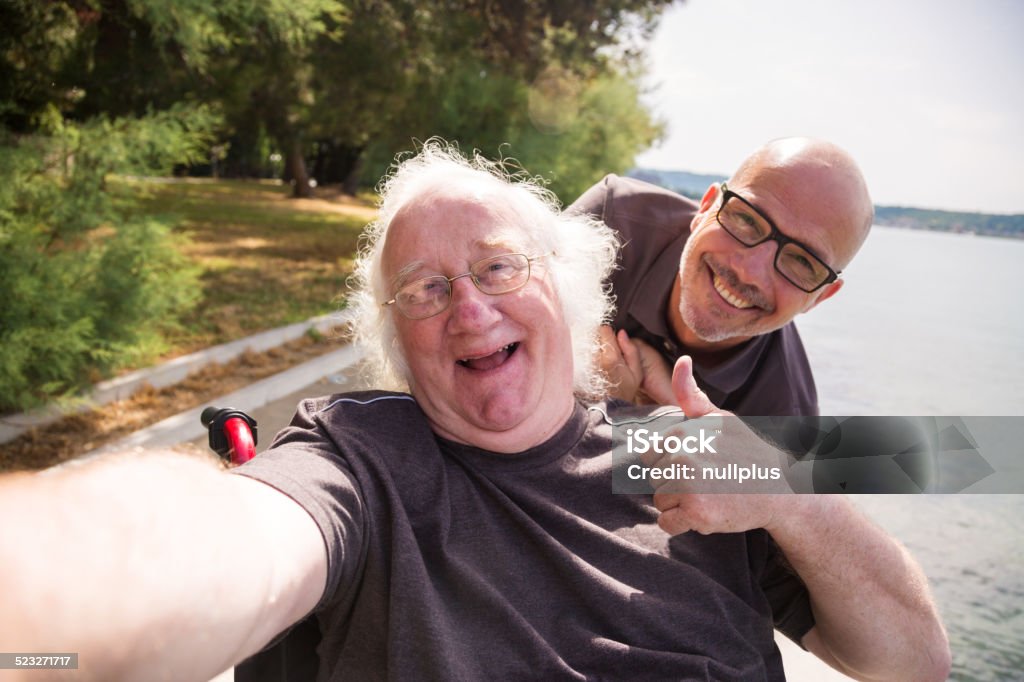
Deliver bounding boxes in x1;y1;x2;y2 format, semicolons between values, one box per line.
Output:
217;0;672;191
0;0;346;127
124;0;345;68
0;0;82;130
511;71;665;202
365;63;664;205
2;0;670;196
0;106;218;412
0;0;674;410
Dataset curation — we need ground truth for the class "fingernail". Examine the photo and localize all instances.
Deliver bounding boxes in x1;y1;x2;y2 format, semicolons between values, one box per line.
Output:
684;357;698;386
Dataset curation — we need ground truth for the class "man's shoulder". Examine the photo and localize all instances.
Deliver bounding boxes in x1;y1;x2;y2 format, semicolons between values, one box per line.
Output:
568;174;699;224
274;390;440;482
600;174;698;202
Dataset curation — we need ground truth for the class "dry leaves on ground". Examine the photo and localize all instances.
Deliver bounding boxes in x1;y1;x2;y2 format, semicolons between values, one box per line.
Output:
0;330;348;473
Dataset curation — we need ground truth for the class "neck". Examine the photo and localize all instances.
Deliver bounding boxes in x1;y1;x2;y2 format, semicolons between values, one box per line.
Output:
428;396;577;454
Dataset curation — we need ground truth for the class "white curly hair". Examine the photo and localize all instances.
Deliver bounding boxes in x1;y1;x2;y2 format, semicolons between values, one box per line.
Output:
348;139;619;398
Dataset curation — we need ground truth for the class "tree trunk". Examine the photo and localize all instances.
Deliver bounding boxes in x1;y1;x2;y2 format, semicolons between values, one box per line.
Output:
310;140;364;190
342;150;364;196
286;140;312;198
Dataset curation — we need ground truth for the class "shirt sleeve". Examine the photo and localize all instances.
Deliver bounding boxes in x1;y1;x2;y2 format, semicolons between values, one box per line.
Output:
565;174;613;218
231;398;367;613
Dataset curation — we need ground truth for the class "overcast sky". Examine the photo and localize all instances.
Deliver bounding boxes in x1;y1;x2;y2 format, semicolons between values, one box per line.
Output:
635;0;1024;214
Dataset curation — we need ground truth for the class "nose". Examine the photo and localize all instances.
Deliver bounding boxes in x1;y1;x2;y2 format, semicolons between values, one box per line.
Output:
729;239;776;286
446;277;501;332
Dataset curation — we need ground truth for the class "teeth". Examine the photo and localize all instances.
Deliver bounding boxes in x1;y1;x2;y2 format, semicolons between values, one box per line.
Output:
712;274;754;309
458;343;517;364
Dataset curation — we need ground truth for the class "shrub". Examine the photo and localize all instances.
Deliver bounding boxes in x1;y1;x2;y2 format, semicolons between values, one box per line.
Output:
0;104;218;412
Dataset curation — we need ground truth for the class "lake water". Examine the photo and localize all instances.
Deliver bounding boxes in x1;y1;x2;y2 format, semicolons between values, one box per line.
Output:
798;226;1024;416
795;227;1024;680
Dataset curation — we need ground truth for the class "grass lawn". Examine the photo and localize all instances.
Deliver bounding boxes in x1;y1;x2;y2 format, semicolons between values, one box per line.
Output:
117;177;377;358
0;178;377;471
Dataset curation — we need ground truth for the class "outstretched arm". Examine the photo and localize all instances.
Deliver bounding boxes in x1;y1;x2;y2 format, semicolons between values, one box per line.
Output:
655;357;951;682
0;450;327;681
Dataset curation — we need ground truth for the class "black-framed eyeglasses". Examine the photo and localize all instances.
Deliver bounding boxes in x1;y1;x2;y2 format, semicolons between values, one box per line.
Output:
715;183;839;293
382;252;552;320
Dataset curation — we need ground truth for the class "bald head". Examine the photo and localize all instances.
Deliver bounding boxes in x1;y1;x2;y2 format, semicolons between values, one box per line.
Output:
731;138;873;270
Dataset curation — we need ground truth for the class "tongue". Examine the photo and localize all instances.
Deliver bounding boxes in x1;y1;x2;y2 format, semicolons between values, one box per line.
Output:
464;348;510;371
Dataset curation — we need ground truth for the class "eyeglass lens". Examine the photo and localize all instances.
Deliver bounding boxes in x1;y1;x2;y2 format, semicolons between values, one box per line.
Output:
717;197;831;291
393;253;531;319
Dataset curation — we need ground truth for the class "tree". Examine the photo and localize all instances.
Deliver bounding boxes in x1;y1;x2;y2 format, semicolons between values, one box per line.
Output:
513;69;665;203
3;0;672;197
0;106;218;411
2;0;347;195
0;0;348;407
278;0;675;194
0;0;83;131
363;59;663;205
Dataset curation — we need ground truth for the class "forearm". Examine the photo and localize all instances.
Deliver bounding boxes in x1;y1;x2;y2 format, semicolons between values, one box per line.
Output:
767;496;950;681
0;450;325;681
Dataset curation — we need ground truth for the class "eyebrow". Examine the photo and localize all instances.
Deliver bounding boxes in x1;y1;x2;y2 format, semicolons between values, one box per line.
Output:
390;260;426;291
388;236;524;290
740;195;834;264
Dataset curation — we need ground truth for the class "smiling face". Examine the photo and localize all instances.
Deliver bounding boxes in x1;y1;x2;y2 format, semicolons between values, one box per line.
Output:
381;187;576;453
672;140;871;352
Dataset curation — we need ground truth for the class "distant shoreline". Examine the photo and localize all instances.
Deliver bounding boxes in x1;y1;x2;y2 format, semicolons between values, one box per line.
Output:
629;168;1024;241
871;206;1024;241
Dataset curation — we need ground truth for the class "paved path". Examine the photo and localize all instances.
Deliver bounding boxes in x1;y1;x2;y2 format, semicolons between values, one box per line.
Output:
2;314;349;446
82;346;362;460
186;369;363;455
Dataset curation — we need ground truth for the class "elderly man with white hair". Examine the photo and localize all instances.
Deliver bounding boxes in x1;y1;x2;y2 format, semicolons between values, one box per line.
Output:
0;142;948;681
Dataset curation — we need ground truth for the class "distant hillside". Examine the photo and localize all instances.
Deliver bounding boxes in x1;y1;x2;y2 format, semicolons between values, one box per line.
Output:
627;168;726;199
629;168;1024;240
871;206;1024;240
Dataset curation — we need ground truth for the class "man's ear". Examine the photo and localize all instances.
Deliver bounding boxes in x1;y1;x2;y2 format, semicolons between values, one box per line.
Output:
698;183;719;212
803;278;843;313
691;184;720;232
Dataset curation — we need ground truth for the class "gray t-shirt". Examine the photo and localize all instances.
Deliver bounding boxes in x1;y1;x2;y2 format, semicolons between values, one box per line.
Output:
235;391;813;681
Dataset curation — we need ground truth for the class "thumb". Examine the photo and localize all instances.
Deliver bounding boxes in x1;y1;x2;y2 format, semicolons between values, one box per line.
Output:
671;355;717;417
617;330;642;372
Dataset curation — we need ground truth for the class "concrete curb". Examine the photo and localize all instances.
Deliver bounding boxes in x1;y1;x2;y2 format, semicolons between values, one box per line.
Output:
0;312;352;445
83;344;363;458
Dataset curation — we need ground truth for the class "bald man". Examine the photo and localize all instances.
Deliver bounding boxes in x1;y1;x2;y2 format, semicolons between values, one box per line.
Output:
570;138;874;416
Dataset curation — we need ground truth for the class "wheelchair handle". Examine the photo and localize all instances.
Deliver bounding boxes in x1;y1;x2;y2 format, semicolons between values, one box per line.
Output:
201;407;258;466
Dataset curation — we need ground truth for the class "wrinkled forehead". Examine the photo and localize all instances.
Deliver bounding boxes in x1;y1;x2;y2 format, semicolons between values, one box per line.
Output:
381;188;536;281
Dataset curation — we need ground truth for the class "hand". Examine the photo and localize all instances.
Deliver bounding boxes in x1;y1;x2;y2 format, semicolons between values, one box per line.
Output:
650;356;793;536
597;326;643;402
597;327;674;405
632;336;673;406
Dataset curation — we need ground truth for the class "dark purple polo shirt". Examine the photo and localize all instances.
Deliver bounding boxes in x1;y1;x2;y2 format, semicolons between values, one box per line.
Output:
569;174;819;417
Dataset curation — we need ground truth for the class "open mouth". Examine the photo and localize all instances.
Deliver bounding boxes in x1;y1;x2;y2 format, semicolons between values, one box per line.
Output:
456;342;520;371
702;257;771;312
711;271;755;309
